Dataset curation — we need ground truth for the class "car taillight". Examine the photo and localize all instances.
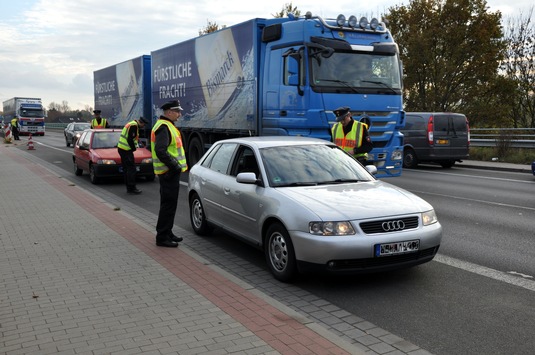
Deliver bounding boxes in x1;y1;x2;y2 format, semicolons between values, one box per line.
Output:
466;118;470;145
427;116;434;145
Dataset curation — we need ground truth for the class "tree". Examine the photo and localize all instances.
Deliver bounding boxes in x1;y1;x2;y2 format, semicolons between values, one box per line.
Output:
199;20;224;36
272;2;301;18
386;0;505;125
501;7;535;128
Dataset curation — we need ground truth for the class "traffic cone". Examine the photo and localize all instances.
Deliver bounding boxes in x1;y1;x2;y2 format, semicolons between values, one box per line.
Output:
4;125;13;143
27;134;35;150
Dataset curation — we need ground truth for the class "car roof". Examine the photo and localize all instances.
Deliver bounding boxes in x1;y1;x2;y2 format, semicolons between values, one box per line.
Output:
214;136;334;149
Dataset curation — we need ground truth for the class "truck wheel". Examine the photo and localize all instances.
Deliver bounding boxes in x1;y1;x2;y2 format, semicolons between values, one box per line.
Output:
265;222;297;282
403;148;418;169
188;137;204;166
190;193;213;236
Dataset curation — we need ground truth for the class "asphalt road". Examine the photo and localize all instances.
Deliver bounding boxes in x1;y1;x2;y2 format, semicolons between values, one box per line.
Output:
16;131;535;355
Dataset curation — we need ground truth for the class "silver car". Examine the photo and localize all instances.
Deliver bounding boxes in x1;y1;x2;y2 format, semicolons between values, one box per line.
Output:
188;137;442;282
64;122;91;147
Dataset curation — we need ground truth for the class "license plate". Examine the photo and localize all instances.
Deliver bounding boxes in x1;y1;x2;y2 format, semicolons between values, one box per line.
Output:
375;240;420;257
119;166;140;173
436;139;449;145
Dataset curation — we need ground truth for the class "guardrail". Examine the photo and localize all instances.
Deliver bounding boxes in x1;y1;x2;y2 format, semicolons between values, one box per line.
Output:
470;128;535;148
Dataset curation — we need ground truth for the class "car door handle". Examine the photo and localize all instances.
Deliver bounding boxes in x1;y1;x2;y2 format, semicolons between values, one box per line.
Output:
224;187;230;195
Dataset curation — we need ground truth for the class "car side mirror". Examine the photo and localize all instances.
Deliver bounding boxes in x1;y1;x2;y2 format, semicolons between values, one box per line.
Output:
236;172;258;184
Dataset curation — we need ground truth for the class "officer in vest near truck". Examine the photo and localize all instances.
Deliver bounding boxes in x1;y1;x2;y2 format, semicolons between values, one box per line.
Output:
151;100;188;248
91;110;110;129
331;106;373;165
117;116;149;194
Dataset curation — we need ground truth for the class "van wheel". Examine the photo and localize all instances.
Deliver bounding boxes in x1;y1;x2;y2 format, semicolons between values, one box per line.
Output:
403;149;418;169
440;161;455;168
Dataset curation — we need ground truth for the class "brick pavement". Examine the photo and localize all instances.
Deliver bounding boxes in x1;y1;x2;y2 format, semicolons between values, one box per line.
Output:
0;144;366;354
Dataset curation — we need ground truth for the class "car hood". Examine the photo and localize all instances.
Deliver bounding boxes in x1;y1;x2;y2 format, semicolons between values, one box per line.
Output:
92;148;152;161
276;181;433;220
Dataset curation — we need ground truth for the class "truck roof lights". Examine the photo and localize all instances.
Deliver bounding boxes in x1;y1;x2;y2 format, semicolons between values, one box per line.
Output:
348;15;357;28
336;14;346;27
359;17;369;29
370;18;379;30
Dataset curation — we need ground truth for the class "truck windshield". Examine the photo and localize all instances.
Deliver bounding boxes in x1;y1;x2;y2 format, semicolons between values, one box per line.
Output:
310;52;402;93
21;109;45;118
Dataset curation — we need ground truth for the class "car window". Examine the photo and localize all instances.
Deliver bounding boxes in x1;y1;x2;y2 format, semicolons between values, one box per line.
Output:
451;115;468;134
261;144;373;187
230;146;259;177
404;115;426;131
80;132;91;148
75;124;90;131
92;132;120;149
205;143;237;174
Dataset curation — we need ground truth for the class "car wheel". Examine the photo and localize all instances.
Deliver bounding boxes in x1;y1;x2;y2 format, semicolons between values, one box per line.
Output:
190;193;213;236
65;136;70;147
440;160;455;168
73;160;83;176
403;148;418;169
89;164;99;184
265;222;297;282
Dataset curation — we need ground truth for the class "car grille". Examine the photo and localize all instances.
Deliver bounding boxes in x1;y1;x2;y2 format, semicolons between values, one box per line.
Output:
359;216;419;234
328;247;439;270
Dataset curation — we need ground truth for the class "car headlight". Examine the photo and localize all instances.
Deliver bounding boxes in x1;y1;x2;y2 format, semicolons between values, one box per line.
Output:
96;159;116;165
309;221;355;236
422;210;438;226
141;158;152;164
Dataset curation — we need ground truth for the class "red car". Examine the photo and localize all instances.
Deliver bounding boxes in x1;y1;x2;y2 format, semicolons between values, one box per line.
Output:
72;129;155;184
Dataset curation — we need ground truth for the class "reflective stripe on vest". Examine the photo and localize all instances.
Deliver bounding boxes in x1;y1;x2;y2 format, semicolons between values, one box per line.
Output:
331;121;365;157
91;118;107;128
117;121;138;151
150;120;187;174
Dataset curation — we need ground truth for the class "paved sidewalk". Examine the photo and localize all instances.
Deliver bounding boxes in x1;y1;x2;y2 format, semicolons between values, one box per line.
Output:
1;144;397;355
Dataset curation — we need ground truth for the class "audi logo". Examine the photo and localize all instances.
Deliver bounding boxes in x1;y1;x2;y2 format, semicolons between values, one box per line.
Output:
382;220;405;232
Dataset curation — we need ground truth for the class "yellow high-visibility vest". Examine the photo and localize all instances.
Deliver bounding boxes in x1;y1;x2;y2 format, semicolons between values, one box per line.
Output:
150;120;187;175
117;121;138;151
91;118;107;129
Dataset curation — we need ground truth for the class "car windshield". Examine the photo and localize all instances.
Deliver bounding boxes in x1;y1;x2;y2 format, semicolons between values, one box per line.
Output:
260;144;374;187
74;124;90;131
91;132;121;149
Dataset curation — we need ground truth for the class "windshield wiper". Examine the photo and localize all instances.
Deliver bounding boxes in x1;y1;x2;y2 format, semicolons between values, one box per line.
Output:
315;78;361;93
316;179;365;185
276;182;318;187
361;80;397;94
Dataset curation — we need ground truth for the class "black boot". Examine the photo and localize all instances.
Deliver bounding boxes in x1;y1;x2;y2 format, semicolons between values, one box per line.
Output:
156;235;178;248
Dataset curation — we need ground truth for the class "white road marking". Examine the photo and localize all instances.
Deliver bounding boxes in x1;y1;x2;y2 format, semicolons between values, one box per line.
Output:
435;254;535;292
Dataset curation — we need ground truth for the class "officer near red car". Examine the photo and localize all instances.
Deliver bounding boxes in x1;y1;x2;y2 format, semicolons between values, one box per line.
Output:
117;116;149;195
151;100;188;247
91;110;110;129
331;106;373;165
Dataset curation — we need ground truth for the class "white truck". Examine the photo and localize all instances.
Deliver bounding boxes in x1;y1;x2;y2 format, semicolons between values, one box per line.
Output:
2;97;46;136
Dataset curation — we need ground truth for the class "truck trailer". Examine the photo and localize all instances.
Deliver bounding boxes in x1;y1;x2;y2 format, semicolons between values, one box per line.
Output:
95;12;406;177
2;97;46;136
93;55;152;138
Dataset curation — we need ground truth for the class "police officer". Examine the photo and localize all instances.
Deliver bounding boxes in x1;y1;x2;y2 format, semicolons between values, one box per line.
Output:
11;117;20;140
117;117;149;194
331;106;373;165
152;100;188;247
91;110;109;129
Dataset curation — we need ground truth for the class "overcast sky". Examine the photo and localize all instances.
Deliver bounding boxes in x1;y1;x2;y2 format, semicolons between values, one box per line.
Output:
0;0;532;111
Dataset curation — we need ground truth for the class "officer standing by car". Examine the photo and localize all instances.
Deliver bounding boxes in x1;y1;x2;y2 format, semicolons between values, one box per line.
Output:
117;117;149;195
331;106;373;164
151;100;188;248
90;110;109;129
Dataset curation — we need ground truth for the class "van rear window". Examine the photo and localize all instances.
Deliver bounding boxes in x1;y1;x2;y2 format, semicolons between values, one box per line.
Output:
452;116;468;133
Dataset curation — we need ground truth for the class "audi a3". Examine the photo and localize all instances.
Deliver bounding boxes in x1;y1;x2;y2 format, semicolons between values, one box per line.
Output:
188;137;442;282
